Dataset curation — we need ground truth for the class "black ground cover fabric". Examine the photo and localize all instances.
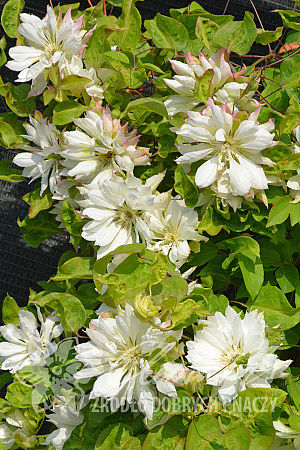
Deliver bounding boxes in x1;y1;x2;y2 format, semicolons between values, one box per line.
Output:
0;0;298;305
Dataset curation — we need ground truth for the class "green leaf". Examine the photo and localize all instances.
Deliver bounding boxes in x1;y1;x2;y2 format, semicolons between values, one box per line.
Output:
2;294;20;325
121;97;168;119
142;416;188;450
280;96;300;134
174;164;198;207
187;415;251;449
274;10;300;31
169;299;205;330
255;27;283;44
252;284;300;330
276;265;299;293
267;195;293;227
194;69;214;103
150;252;169;286
195;17;220;51
118;0;142;51
53;100;87;126
85;28;111;68
52;257;95;281
93;243;146;276
289;415;300;432
32;292;86;332
0;159;25;182
0;120;17;147
5;382;34;408
5;84;35;117
198;206;229;236
61;199;88;237
17;210;63;248
213;12;257;55
144;14;190;51
238;250;264;299
23;185;53;219
95;423;144;449
1;0;24;38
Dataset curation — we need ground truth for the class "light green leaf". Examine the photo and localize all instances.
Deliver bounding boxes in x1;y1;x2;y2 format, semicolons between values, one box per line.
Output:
5;382;34;408
267;195;293;227
195;17;220;51
213;12;257;55
118;0;142;51
53;100;87;126
194;69;214;103
2;294;20;326
255;27;283;44
144;14;190;51
187;415;251;449
121;97;168;119
52;257;95;281
274;10;300;31
0;159;25;182
1;0;24;38
32;292;86;332
23;185;53;219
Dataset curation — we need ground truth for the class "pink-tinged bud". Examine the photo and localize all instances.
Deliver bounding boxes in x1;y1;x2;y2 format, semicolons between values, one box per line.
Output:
186;50;198;66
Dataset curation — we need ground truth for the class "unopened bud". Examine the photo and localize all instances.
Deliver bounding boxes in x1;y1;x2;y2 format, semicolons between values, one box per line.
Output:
184;370;204;394
134;294;160;322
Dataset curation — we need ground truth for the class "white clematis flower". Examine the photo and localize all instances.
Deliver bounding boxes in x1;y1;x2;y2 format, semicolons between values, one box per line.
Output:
174;99;276;210
186;306;292;405
0;308;63;373
147;198;207;267
13;116;62;195
74;303;181;419
6;6;91;96
62;108;150;183
44;395;85;450
78;175;164;259
60;55;114;99
164;49;257;116
287;125;300;203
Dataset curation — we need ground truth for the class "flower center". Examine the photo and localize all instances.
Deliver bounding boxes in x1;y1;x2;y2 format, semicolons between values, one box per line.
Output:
220;345;249;368
114;205;134;226
117;345;142;374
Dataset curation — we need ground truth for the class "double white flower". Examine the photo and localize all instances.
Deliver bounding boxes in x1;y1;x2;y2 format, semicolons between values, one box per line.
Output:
174;99;276;210
62;108;150;183
78;174;165;259
147;198;206;267
186;306;292;405
13;116;62;195
44;394;85;450
74;303;181;419
164;49;257;116
6;6;91;96
0;309;63;373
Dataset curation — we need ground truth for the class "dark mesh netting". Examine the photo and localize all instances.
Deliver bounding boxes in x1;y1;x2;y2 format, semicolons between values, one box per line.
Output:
0;0;298;306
